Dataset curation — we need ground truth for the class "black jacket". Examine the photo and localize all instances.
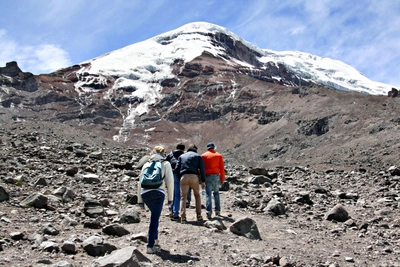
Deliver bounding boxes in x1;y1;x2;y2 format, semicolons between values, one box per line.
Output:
166;149;184;173
174;148;206;182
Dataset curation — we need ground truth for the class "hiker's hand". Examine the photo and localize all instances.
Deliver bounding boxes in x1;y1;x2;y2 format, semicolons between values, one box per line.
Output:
201;182;205;190
167;201;172;206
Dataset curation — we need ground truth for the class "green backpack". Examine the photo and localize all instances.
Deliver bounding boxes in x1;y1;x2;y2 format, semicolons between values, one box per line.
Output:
140;161;164;189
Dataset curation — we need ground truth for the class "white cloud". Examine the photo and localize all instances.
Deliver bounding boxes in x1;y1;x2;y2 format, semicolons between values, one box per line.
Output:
0;29;71;74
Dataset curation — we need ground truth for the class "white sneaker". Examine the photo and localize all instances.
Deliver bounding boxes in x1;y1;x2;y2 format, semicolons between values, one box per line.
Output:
147;246;161;254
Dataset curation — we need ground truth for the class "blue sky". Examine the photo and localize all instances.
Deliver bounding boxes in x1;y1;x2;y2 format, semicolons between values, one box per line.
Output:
1;0;399;87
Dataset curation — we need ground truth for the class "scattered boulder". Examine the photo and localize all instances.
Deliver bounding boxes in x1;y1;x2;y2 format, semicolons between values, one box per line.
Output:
66;166;79;176
34;177;48;186
102;223;130;237
84;200;105;218
40;241;60;252
204;218;227;230
9;231;25;240
40;223;60;236
89;151;103;160
117;208;140;224
91;246;152;267
61;241;77;254
20;192;48;208
75;149;87;157
248;175;272;185
82;173;101;184
0;186;9;202
51;261;74;267
264;198;286;216
82;235;117;257
230;217;262;240
325;204;349;222
125;194;138;205
388;166;400;176
28;233;48;245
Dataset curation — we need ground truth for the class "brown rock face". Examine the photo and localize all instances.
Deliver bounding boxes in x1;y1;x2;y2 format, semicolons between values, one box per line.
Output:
0;45;399;171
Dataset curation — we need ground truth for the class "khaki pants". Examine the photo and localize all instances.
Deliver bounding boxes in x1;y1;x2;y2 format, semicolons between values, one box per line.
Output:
180;174;201;218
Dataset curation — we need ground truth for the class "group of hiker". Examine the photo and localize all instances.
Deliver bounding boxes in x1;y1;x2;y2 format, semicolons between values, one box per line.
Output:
137;142;225;254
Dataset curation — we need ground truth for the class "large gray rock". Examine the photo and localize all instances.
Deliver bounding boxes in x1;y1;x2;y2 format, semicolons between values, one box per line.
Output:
0;186;9;202
102;224;130;237
28;233;48;245
84;200;104;218
40;223;60;236
388;166;400;176
82;174;101;184
204;219;227;230
51;261;74;267
61;215;78;227
248;175;272;185
53;187;75;202
91;246;152;267
40;241;60;252
230;217;262;240
61;241;77;254
20;192;48;208
325;204;349;222
82;235;117;257
118;208;140;224
264;198;286;216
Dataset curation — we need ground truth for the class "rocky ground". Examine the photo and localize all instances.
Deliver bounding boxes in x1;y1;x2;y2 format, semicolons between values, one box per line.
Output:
0;120;399;267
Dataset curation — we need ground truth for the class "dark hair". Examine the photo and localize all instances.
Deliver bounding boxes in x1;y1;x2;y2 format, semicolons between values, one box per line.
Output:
176;142;185;150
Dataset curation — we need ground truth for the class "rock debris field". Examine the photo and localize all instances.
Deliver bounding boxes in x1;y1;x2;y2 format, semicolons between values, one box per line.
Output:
0;121;399;267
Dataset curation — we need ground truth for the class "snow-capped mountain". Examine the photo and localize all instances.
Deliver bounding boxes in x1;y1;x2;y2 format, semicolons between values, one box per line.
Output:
78;21;391;98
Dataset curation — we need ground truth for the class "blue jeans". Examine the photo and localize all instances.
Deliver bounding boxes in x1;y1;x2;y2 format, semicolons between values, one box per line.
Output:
169;173;181;217
141;190;165;248
205;174;221;215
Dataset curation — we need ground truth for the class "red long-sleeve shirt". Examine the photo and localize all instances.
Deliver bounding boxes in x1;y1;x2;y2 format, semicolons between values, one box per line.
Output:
201;149;225;183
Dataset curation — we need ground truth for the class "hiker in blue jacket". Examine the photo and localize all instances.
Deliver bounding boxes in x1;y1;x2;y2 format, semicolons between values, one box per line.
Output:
137;146;174;254
174;144;206;223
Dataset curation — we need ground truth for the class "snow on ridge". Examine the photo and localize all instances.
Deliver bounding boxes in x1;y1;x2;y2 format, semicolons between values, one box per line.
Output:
153;21;265;55
260;49;391;95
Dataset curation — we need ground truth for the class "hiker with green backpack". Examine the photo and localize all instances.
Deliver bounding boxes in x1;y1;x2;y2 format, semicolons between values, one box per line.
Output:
137;146;174;254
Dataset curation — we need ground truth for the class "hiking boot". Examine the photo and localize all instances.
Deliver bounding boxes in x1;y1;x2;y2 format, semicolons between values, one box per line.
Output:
206;213;212;220
181;217;187;224
171;216;181;222
215;211;221;216
186;202;190;208
168;211;173;218
197;214;203;221
147;246;161;254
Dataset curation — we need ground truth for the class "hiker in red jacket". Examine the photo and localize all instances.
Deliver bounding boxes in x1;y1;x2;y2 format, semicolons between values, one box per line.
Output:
201;142;225;219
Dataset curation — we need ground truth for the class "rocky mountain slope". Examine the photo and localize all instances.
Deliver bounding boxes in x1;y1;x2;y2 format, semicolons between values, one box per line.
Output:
0;120;399;267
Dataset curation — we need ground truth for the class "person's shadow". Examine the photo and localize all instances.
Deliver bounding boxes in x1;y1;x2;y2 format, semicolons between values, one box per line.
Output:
158;249;200;263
